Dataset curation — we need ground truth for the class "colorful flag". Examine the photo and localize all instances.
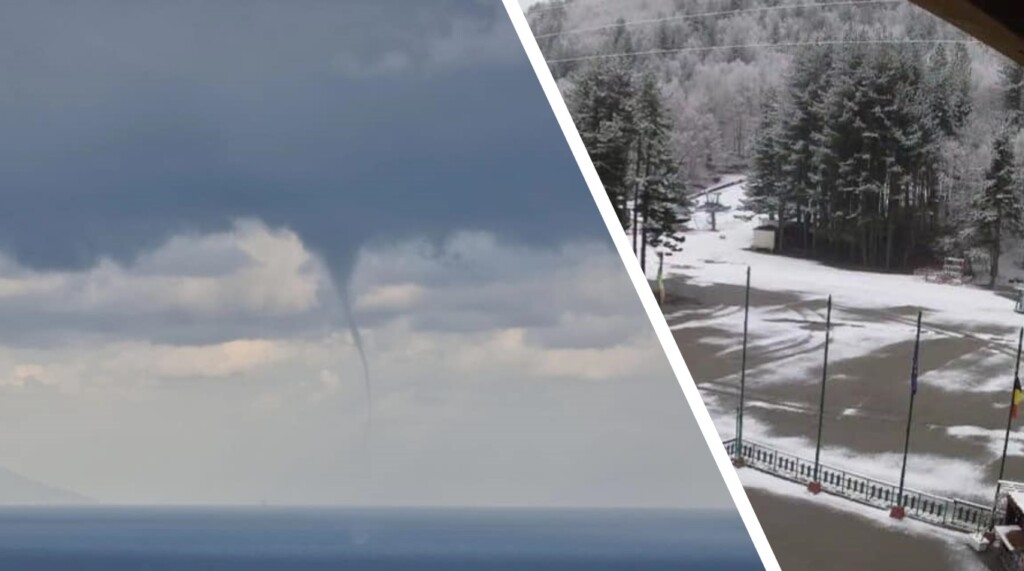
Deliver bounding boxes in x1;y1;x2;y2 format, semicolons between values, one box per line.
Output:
1013;376;1023;419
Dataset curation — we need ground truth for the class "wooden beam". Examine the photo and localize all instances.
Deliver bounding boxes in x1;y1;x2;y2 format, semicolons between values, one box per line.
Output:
910;0;1024;65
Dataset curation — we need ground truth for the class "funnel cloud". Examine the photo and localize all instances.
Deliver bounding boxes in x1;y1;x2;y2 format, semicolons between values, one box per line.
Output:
0;0;736;510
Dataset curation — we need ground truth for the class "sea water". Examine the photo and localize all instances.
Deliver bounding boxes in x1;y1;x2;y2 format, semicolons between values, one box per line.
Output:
0;507;762;570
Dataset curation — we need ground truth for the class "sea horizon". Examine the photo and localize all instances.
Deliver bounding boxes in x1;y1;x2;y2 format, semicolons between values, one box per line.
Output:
0;502;741;511
0;505;762;570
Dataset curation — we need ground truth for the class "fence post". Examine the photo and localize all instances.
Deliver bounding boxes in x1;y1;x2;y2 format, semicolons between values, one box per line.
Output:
725;438;987;532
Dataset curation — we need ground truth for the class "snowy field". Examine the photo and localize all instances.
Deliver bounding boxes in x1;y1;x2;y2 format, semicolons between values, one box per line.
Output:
658;177;1024;334
658;177;1024;554
741;470;995;571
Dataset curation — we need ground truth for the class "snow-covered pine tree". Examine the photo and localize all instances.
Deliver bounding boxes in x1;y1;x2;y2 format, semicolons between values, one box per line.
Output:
927;46;973;137
747;90;786;251
819;45;873;263
1000;62;1024;126
947;44;974;135
529;0;996;273
781;47;834;253
970;130;1022;286
566;61;636;228
631;72;688;271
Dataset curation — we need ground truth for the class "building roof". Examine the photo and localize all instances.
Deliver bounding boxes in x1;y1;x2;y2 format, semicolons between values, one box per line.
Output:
1009;491;1024;512
910;1;1024;65
996;525;1024;552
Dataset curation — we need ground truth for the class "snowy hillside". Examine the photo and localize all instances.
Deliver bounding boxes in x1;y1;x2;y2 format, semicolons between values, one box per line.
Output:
659;178;1024;334
664;178;1024;507
680;175;759;261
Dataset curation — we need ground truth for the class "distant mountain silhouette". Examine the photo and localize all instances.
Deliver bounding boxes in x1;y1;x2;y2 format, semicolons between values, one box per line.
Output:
0;466;89;505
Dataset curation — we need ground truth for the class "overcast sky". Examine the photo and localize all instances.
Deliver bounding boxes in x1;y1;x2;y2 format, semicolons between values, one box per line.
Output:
0;0;734;509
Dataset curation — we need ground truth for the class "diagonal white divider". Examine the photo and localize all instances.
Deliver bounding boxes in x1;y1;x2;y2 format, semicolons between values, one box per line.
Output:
501;2;781;569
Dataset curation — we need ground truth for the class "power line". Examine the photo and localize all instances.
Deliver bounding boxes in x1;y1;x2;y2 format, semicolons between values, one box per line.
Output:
546;38;975;64
524;1;578;15
534;0;903;40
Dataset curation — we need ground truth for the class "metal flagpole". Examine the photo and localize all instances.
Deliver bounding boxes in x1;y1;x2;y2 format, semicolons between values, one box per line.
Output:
809;295;832;494
892;310;922;520
998;327;1023;483
735;266;751;466
990;327;1024;532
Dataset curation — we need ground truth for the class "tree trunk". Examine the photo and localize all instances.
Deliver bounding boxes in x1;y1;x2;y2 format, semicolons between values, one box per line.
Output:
640;205;649;273
884;210;894;271
902;214;916;270
776;203;784;254
992;225;1002;288
631;139;643;257
795;203;803;253
631;185;640;256
861;226;869;266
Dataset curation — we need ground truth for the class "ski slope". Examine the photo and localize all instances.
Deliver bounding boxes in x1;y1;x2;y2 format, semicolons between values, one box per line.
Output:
657;177;1024;334
662;177;1024;512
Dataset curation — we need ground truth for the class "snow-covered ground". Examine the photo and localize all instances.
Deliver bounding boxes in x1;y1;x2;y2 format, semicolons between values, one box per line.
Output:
659;177;1024;542
656;177;1024;334
741;470;992;571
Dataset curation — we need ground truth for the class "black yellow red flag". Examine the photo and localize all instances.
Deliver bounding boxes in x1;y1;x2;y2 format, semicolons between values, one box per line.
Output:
1012;376;1022;420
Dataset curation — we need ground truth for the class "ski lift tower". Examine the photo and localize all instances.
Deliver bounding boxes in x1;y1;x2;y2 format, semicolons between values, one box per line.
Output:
699;191;727;232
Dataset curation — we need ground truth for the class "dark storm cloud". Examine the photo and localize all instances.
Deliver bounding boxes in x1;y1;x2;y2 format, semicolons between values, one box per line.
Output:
0;2;741;513
0;0;599;284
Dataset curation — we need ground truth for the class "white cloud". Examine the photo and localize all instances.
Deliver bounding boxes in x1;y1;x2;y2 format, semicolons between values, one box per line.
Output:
441;326;662;382
8;364;49;388
0;275;63;299
0;339;296;393
425;16;521;69
331;50;412;77
82;220;323;317
0;227;728;510
350;232;636;337
355;283;426;312
0;228;665;393
0;220;328;346
331;12;521;78
133;339;292;380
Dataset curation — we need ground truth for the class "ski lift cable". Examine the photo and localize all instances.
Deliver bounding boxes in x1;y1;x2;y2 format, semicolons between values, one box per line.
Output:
524;1;574;15
534;0;904;40
525;0;637;15
546;38;976;64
